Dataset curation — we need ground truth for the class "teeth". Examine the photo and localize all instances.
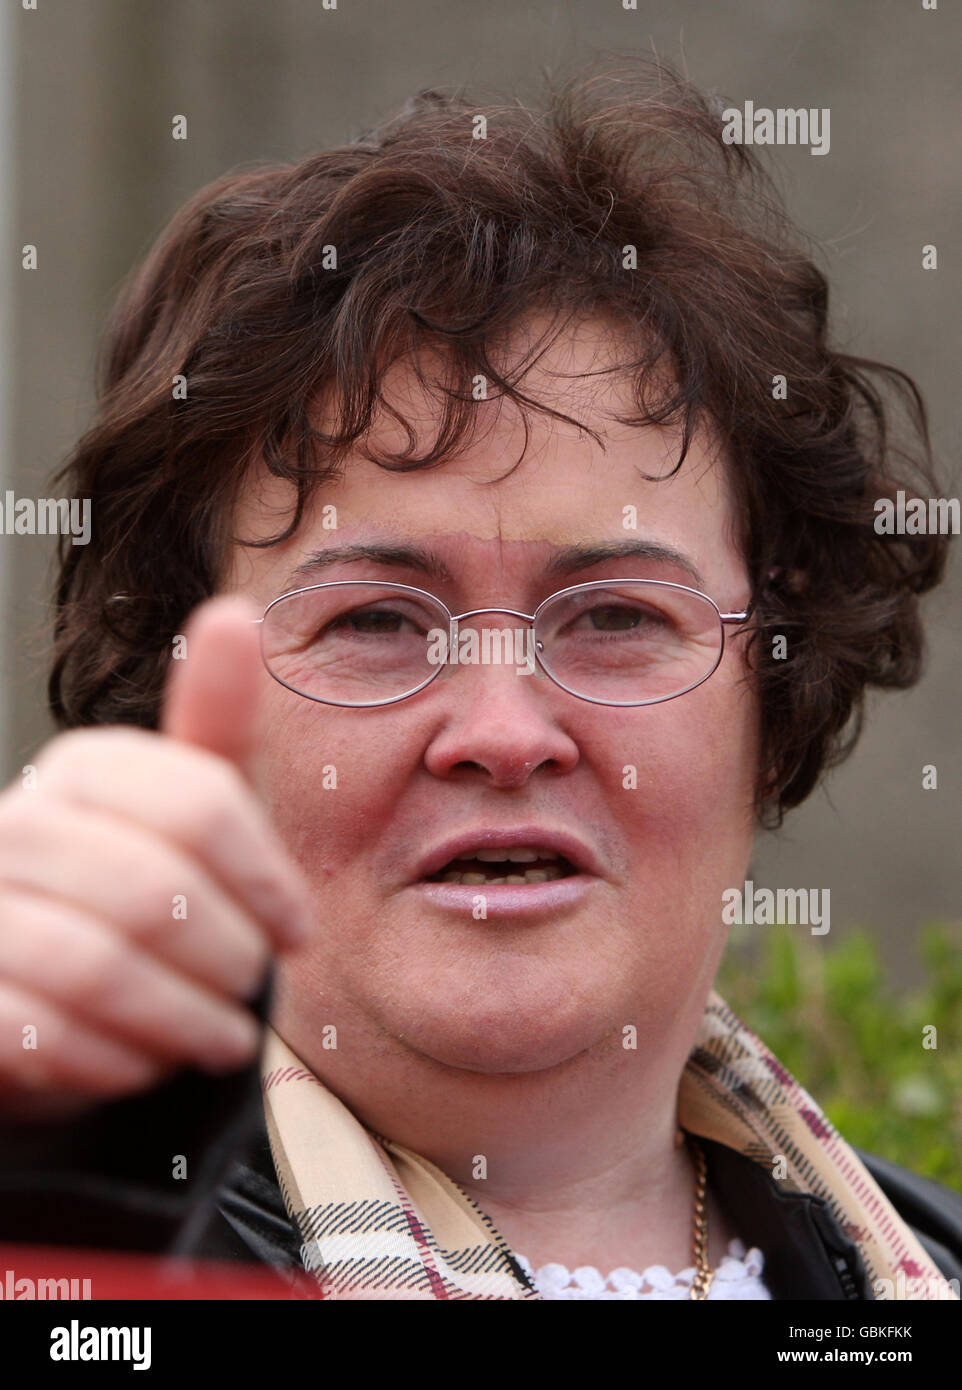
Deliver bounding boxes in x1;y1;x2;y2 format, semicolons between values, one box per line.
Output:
439;864;567;885
475;848;555;863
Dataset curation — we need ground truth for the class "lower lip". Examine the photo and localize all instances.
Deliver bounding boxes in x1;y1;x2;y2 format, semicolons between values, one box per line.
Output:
411;874;595;917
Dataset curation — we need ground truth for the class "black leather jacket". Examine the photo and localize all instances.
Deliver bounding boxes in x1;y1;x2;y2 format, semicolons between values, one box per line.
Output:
3;981;961;1299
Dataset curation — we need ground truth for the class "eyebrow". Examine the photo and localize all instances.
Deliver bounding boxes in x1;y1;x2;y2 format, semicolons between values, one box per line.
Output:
282;539;704;593
545;541;705;590
284;544;453;591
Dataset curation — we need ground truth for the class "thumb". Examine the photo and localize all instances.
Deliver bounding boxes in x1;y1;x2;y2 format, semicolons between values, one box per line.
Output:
160;595;264;775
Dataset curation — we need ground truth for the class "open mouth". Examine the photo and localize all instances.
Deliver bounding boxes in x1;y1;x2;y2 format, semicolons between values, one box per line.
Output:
425;847;577;886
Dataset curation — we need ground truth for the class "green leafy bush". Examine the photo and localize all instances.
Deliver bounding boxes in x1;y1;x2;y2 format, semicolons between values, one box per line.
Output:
715;920;962;1192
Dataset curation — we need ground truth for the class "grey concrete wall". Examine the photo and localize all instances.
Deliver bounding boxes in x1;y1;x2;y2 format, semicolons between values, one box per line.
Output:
4;0;960;984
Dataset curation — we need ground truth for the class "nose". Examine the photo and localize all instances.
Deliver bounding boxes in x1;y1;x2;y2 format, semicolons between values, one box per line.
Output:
421;635;580;788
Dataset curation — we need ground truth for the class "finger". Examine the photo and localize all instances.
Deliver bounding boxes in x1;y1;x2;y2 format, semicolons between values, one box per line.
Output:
0;797;270;999
161;595;263;776
27;733;314;950
0;889;263;1074
0;978;170;1101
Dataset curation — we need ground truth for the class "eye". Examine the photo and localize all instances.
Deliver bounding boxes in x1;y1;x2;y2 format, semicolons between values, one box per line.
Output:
322;599;440;639
576;602;671;633
331;607;408;634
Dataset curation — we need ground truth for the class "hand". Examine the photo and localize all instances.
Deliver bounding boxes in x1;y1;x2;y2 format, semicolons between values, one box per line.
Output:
0;596;314;1121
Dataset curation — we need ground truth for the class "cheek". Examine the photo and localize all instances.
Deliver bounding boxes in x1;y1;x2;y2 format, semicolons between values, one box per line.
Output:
600;674;758;860
594;683;758;993
250;687;418;872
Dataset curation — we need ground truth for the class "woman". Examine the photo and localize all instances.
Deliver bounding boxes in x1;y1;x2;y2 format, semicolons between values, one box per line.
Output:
0;55;960;1301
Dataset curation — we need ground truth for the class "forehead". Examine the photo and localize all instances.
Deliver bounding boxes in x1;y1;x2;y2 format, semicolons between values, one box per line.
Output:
225;315;742;596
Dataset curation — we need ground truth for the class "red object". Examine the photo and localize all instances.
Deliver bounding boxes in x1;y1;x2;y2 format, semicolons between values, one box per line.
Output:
0;1243;322;1300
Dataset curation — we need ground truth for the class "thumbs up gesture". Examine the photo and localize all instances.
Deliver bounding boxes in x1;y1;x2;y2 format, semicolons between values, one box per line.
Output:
0;597;315;1121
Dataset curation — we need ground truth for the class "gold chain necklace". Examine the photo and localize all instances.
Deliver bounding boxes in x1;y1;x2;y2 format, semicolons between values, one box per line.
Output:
681;1129;715;1300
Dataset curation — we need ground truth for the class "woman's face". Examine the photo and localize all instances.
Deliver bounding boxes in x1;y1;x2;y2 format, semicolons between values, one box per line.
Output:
226;319;760;1078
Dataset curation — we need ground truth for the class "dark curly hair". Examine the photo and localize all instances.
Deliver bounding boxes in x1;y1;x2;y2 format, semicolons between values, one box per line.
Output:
46;53;951;826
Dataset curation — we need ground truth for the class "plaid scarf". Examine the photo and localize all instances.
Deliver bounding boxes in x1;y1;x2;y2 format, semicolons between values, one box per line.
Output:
260;990;958;1300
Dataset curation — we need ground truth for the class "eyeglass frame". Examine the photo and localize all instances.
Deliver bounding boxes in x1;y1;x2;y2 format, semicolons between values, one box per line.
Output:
253;577;754;710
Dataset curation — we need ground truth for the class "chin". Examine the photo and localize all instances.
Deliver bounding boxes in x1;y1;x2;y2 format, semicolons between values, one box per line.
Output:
389;994;605;1076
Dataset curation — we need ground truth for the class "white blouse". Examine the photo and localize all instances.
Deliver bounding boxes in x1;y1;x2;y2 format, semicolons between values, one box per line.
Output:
514;1237;772;1300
